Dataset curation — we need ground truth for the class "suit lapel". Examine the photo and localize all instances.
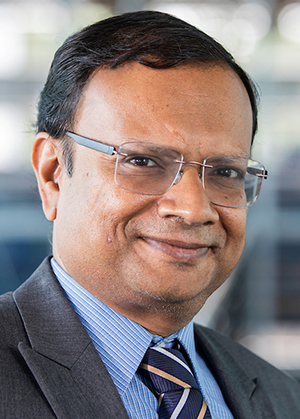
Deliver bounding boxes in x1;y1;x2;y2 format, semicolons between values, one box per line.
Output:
14;258;129;419
194;324;275;419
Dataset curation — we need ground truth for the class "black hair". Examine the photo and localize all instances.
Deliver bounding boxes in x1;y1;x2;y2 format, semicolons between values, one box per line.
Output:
36;10;259;174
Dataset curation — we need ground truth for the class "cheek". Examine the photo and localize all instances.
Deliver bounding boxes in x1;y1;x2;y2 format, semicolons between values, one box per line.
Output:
222;207;248;254
75;179;151;249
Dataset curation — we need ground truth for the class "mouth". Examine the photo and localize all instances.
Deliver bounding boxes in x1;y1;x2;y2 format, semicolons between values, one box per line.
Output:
141;237;210;262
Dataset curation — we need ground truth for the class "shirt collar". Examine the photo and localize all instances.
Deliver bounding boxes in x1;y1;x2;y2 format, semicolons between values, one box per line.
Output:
51;258;197;395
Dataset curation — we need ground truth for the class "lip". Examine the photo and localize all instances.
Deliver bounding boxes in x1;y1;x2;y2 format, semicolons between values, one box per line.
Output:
141;237;210;262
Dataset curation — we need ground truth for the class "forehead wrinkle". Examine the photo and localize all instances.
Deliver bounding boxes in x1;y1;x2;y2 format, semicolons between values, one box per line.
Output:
164;124;188;146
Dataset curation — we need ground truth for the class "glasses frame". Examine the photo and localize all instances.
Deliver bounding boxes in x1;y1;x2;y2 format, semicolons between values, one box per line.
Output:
66;131;268;207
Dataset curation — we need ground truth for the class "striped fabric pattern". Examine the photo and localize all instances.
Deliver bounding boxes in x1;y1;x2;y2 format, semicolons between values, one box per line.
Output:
139;345;211;419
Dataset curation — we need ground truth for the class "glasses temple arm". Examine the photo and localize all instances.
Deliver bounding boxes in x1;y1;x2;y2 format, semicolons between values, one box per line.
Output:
66;132;116;155
247;167;268;179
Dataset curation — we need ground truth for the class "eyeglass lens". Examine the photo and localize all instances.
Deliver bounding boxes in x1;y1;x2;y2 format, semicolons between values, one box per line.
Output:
115;142;266;208
203;156;264;207
115;142;182;195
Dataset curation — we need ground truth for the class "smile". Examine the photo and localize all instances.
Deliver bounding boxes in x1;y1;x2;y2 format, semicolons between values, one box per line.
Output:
141;237;210;262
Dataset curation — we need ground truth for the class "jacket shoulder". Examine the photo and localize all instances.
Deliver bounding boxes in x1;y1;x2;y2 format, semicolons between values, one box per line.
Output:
0;291;27;347
194;324;300;396
0;257;53;346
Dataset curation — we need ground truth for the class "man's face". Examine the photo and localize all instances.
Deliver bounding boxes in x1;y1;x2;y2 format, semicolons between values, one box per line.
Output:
42;63;252;334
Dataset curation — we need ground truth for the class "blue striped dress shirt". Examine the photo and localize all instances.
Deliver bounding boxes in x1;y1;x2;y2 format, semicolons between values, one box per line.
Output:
51;258;233;419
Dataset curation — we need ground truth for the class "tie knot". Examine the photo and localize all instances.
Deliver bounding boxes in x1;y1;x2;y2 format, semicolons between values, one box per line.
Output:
139;346;199;394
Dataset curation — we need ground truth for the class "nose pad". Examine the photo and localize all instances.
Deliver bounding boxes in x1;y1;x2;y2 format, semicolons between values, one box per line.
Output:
173;171;182;185
173;167;203;187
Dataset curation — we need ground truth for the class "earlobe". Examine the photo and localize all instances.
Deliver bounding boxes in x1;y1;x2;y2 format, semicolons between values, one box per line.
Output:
31;132;62;221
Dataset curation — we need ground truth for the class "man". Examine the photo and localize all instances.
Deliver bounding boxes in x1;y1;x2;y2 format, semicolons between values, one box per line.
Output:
1;10;299;419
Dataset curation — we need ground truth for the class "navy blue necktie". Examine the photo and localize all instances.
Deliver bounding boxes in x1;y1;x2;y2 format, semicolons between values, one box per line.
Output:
139;344;212;418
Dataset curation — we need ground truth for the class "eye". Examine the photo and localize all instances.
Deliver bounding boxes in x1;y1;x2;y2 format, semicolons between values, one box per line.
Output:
128;156;158;167
215;167;241;178
206;165;246;189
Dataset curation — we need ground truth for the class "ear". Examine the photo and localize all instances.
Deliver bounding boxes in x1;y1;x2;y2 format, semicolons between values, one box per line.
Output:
31;132;62;221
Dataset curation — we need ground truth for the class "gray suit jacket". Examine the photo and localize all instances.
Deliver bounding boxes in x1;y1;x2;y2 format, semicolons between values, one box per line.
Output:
1;258;300;418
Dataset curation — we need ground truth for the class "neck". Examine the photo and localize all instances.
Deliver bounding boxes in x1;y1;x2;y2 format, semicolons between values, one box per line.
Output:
103;297;204;337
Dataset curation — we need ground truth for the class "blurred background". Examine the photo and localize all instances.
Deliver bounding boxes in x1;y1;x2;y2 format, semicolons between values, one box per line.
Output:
0;0;299;380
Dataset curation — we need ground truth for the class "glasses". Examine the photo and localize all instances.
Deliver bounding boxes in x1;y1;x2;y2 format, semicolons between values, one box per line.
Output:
66;132;268;208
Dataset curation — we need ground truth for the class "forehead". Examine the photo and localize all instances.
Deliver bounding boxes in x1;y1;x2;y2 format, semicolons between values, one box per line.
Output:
74;62;253;156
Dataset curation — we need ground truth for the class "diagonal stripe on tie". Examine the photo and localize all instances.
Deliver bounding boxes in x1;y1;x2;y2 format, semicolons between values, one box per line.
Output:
140;363;192;388
139;343;212;418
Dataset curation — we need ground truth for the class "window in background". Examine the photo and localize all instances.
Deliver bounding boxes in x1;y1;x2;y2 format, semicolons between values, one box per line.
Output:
0;1;112;292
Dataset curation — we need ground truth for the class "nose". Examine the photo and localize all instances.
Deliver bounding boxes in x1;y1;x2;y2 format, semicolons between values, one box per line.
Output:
157;166;219;225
